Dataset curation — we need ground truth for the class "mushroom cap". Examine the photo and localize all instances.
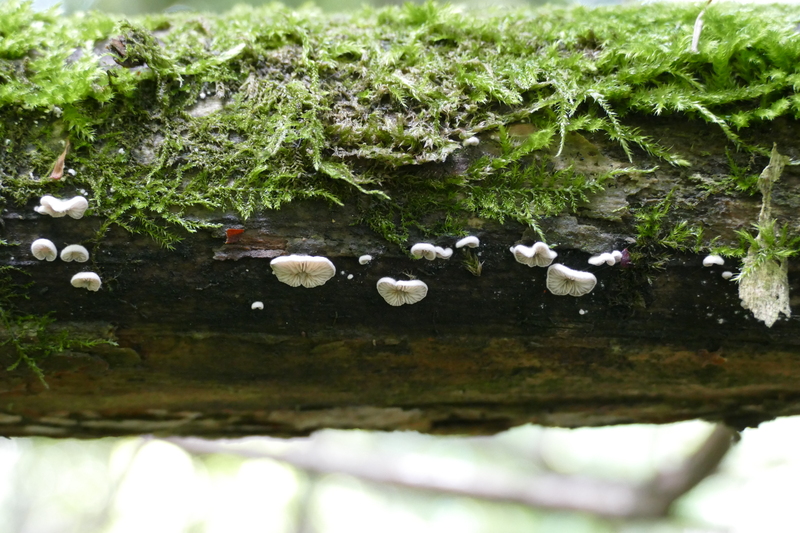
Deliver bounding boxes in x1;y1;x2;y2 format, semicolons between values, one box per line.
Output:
71;272;102;291
455;236;480;249
611;250;623;263
251;301;264;310
434;246;453;259
34;195;89;219
588;253;616;266
60;244;89;263
270;255;336;288
358;254;373;265
376;277;428;306
410;243;437;260
703;255;725;267
31;239;57;261
462;136;480;146
510;242;557;267
721;271;734;280
546;264;597;297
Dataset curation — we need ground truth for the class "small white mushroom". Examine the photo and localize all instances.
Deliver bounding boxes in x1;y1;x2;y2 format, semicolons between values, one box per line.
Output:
722;271;733;280
703;255;725;267
510;242;558;267
71;272;102;291
358;254;373;265
455;236;480;249
588;253;616;266
376;277;428;306
30;239;57;261
434;246;453;259
34;195;89;219
611;250;623;263
60;244;89;263
270;255;336;288
546;264;597;297
251;301;264;310
410;243;437;260
462;136;480;146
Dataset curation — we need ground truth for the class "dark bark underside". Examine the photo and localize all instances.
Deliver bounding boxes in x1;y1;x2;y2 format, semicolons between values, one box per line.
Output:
2;117;800;438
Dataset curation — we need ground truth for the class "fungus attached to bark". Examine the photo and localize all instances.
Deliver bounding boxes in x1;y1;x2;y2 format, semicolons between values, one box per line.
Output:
546;264;597;297
455;236;480;249
71;272;102;291
588;253;616;266
34;195;89;219
270;255;336;288
703;255;725;267
251;301;264;310
434;246;453;259
722;271;733;280
60;244;89;263
31;239;57;261
510;242;557;267
376;277;428;306
358;255;373;265
410;243;437;260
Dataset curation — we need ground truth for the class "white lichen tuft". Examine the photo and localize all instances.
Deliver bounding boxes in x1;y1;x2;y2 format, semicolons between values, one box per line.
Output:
739;258;790;328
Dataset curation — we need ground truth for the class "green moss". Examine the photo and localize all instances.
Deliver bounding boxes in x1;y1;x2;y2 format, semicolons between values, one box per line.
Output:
3;0;800;247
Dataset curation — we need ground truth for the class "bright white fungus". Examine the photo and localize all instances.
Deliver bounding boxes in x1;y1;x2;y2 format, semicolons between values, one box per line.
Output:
60;244;89;263
455;236;480;249
510;242;557;267
462;136;480;146
546;264;597;297
376;277;428;306
30;239;57;261
722;271;733;280
434;246;453;259
270;255;336;288
410;243;437;260
34;195;89;219
71;272;102;291
588;253;616;266
251;301;264;310
358;255;373;265
703;255;725;267
611;250;623;263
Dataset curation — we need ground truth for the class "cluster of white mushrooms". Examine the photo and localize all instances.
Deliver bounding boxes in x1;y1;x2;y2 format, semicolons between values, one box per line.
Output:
30;195;101;291
703;254;734;279
509;242;599;297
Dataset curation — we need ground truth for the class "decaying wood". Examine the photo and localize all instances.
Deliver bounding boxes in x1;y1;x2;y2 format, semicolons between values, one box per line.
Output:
1;116;799;438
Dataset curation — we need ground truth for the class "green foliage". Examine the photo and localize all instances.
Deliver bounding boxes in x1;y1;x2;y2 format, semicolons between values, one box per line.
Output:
634;189;703;252
2;0;800;246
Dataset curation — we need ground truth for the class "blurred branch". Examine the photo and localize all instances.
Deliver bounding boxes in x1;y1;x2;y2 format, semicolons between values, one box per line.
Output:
164;424;736;519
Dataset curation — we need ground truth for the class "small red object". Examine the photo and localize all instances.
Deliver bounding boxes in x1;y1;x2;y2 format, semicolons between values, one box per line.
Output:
619;248;632;268
225;228;244;244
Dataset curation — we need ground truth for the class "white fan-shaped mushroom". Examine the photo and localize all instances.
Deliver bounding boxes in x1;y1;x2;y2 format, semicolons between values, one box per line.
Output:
270;255;336;288
31;239;57;261
251;301;264;310
376;277;428;306
546;264;597;297
703;255;725;267
455;236;480;249
510;242;557;267
588;253;616;266
611;250;623;263
358;254;373;265
34;195;89;219
721;271;733;280
71;272;102;291
434;246;453;259
410;243;437;260
60;244;89;263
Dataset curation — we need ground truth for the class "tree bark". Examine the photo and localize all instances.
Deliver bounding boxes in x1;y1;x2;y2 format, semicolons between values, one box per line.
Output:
1;3;800;437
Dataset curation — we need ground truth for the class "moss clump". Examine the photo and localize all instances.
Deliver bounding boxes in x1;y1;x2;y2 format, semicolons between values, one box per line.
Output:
3;1;800;247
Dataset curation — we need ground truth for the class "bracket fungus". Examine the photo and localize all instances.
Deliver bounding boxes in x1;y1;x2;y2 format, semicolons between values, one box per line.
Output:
251;301;264;310
434;246;453;259
410;243;437;260
376;277;428;306
31;239;57;261
71;272;102;291
546;264;597;297
510;242;558;267
34;195;89;219
703;255;725;267
358;255;373;265
588;253;616;266
455;236;480;249
60;244;89;263
270;255;336;288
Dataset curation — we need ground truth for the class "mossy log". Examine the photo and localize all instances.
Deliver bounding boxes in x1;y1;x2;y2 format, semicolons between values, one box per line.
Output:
2;1;800;437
